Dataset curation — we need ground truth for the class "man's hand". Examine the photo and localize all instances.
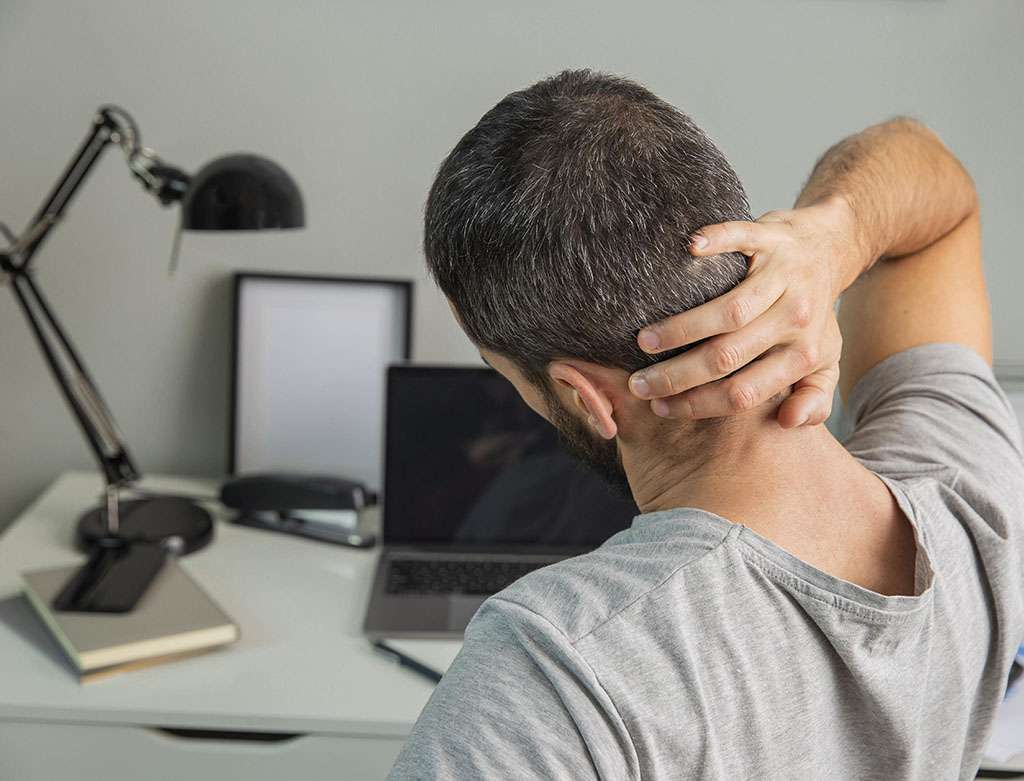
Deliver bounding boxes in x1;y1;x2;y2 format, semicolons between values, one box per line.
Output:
628;196;864;428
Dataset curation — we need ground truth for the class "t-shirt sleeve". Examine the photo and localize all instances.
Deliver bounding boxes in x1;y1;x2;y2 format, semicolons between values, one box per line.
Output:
388;597;637;780
843;343;1024;497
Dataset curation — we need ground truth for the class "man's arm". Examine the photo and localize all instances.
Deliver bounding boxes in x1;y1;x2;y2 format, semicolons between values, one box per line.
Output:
628;118;988;420
794;117;989;398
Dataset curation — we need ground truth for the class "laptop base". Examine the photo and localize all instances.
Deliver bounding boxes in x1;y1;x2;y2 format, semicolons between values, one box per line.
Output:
363;548;569;639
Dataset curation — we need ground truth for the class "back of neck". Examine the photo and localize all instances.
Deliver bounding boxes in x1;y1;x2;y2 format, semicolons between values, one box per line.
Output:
623;416;917;596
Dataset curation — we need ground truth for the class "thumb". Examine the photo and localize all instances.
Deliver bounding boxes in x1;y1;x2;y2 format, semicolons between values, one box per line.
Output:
777;366;839;429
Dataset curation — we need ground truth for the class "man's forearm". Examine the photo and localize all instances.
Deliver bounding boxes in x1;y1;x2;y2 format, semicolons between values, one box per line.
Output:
795;117;979;294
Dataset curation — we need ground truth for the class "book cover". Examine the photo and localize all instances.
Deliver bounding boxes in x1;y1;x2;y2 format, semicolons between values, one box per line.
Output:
22;559;239;682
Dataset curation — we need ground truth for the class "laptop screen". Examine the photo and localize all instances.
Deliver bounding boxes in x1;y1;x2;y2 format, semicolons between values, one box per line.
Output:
383;366;638;547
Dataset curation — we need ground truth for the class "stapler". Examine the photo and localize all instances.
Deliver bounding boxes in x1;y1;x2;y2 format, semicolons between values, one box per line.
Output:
219;473;377;548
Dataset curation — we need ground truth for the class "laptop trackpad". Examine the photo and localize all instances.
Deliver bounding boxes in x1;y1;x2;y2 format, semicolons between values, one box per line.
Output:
447;595;487;632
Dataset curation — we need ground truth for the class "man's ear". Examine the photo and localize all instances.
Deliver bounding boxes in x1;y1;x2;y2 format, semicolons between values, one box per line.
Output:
547;362;618;440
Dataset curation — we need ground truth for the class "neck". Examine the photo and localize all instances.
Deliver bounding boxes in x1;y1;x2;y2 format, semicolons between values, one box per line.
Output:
622;407;878;535
619;405;918;597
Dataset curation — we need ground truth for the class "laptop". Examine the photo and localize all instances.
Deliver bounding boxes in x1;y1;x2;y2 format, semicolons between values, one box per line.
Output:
363;365;638;639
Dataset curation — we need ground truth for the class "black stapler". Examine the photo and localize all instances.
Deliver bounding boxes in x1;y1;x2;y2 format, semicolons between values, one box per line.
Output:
219;473;377;548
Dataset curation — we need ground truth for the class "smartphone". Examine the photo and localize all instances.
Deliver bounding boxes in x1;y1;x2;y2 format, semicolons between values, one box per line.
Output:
52;542;167;613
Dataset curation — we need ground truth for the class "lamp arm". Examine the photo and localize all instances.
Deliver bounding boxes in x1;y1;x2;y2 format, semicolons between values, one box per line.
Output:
0;106;178;488
14;110;120;270
4;266;140;487
15;106;190;272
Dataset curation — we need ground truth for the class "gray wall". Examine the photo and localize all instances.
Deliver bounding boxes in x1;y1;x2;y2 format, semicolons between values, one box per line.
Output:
1;0;1022;527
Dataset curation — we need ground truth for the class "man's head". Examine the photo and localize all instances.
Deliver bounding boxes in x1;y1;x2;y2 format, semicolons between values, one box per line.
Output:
425;70;751;486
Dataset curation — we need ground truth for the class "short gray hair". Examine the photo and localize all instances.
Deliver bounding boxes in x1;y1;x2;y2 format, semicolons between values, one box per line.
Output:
425;69;751;383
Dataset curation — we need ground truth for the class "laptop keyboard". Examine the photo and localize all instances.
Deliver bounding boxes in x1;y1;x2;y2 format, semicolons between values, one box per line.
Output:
385;558;549;595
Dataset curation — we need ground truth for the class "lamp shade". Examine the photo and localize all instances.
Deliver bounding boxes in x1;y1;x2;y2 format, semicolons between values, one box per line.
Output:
181;154;304;230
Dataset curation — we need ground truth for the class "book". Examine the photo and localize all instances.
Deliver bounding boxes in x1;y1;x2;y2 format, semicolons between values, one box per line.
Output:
22;559;239;683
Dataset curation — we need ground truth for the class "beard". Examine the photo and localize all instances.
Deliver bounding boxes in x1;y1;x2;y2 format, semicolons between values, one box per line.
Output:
541;385;633;499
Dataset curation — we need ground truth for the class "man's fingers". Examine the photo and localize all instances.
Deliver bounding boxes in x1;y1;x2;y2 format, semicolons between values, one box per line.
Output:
777;366;840;428
777;386;832;428
636;271;786;355
689;219;782;257
652;347;814;420
632;307;792;399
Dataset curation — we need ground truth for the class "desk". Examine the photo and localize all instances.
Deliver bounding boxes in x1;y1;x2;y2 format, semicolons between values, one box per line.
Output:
0;471;458;780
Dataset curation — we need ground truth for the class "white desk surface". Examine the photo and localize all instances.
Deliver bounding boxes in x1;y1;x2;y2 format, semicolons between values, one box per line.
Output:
0;471;460;737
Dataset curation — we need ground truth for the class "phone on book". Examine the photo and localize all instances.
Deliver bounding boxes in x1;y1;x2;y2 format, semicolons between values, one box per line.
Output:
52;542;167;613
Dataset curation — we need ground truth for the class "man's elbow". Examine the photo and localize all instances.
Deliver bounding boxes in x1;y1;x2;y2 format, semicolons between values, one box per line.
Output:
886;115;980;215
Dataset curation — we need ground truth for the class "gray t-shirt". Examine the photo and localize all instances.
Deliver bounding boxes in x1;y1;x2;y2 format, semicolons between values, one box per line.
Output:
390;344;1024;780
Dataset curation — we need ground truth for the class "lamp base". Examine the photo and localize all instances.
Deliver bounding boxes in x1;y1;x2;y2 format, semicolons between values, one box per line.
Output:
76;497;214;556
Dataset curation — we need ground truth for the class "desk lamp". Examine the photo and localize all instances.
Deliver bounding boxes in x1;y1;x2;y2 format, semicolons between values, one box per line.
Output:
0;105;304;612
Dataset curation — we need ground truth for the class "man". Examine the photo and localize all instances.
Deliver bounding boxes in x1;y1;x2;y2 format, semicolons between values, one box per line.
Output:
390;70;1024;779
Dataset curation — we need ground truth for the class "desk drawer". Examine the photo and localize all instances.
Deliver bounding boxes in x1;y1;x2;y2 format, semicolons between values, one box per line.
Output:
0;719;404;781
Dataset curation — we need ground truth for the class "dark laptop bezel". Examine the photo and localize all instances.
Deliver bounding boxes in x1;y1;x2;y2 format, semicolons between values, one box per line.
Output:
383;364;491;547
382;364;610;555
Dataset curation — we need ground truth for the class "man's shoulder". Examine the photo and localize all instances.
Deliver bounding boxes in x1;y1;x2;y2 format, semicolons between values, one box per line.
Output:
844;342;1024;506
484;510;733;645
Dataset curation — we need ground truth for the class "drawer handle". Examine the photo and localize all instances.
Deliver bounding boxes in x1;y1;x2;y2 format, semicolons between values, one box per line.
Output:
150;727;306;744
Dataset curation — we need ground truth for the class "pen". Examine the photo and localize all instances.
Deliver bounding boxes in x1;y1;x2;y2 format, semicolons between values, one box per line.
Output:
372;639;444;684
